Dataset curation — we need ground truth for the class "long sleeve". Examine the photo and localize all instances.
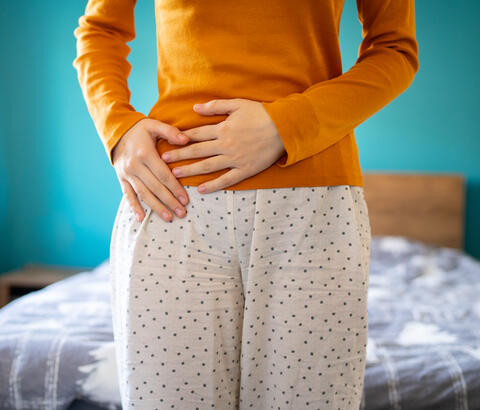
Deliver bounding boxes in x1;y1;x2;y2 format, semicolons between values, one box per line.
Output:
72;0;147;166
260;0;420;168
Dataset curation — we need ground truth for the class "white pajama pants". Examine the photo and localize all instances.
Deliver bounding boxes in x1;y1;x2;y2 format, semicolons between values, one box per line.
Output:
109;185;371;410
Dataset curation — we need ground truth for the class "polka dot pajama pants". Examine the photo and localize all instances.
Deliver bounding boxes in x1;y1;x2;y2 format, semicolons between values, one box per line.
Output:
109;185;371;410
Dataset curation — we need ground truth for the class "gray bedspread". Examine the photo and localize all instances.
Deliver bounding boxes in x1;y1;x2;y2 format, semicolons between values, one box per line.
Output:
0;235;479;410
362;236;480;410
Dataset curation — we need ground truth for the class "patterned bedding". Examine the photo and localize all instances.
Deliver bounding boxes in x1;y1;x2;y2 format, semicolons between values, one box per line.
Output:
0;235;479;410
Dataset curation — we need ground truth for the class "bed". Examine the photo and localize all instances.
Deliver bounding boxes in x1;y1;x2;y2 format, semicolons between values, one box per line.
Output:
1;172;479;410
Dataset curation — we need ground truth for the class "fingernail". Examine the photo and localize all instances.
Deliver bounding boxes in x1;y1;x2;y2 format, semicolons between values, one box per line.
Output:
178;195;187;205
162;153;170;161
162;211;170;220
175;207;184;217
198;184;206;193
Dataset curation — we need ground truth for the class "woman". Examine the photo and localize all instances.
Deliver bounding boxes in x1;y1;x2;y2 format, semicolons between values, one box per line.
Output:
73;0;419;408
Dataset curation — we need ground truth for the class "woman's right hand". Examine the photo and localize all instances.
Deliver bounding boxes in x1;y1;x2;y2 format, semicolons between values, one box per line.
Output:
111;118;191;223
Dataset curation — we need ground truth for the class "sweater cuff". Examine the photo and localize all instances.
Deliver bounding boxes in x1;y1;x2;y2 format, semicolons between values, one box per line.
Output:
105;112;148;166
261;93;318;168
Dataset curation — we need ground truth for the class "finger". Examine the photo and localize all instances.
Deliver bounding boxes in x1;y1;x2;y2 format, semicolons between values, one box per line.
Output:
162;139;222;163
171;155;229;178
197;168;246;194
193;98;242;116
144;152;190;207
180;123;219;142
120;179;145;222
128;174;176;223
145;119;190;145
134;163;188;220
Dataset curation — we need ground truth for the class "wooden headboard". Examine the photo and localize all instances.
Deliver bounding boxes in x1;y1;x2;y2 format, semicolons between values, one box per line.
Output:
363;172;466;250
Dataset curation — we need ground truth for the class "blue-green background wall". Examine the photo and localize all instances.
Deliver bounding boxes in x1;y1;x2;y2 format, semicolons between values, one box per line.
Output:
1;1;479;272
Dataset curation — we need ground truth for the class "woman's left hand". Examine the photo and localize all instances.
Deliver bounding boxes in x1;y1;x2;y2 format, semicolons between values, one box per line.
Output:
161;98;286;194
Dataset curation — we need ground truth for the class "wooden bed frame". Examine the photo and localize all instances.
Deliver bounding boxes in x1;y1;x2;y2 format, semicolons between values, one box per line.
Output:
362;172;465;250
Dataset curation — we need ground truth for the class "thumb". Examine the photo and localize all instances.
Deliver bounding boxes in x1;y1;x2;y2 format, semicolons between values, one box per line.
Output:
193;98;242;116
146;119;189;145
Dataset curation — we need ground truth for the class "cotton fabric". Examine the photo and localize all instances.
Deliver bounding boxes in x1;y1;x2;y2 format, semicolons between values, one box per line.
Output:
109;184;371;409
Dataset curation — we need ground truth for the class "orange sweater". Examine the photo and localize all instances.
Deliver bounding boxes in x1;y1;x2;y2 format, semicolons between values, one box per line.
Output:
73;0;419;190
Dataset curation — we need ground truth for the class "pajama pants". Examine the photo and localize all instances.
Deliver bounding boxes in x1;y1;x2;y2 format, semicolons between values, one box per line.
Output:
109;185;371;410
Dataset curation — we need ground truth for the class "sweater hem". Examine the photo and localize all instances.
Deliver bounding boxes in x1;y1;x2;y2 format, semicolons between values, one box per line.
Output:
178;174;364;191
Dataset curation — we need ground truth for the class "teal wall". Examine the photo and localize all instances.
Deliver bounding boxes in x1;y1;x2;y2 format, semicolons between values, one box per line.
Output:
1;1;479;273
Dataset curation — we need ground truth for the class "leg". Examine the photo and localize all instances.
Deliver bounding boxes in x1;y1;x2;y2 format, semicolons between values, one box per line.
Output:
234;186;371;410
109;187;245;409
